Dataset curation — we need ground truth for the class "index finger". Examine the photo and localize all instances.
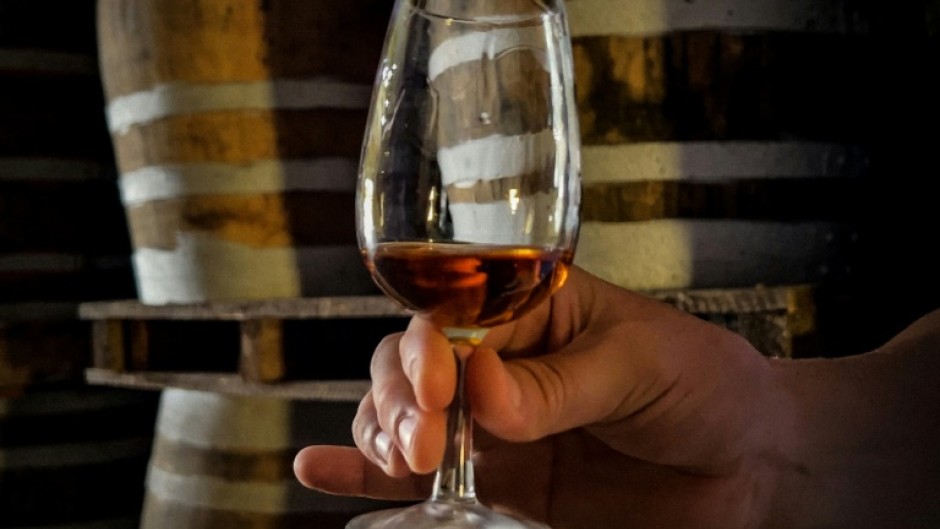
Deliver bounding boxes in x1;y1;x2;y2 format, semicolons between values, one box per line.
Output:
399;317;456;411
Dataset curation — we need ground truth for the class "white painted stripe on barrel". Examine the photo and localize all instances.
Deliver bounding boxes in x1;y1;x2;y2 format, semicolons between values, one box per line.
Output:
0;438;152;469
145;466;376;513
119;158;357;206
0;253;85;273
566;0;866;37
156;389;290;450
133;235;301;304
106;79;373;135
450;192;558;245
428;25;548;81
438;129;555;185
0;49;97;75
582;142;866;183
0;158;104;181
132;234;372;304
574;219;844;290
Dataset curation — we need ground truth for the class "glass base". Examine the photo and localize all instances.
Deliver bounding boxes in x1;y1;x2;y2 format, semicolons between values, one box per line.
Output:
347;501;550;529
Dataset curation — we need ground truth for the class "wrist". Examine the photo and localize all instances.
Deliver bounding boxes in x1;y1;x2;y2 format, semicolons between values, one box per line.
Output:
752;358;828;529
758;343;940;529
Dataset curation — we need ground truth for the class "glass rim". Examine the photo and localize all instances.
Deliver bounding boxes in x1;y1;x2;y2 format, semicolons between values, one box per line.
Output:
404;0;564;26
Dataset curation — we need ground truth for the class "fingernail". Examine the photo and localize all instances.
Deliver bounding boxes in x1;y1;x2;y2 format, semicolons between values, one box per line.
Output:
374;431;392;465
406;354;418;382
397;416;418;452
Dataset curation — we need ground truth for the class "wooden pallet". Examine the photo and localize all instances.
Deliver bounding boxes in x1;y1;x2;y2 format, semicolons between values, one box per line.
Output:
79;286;817;399
79;297;407;400
653;284;817;358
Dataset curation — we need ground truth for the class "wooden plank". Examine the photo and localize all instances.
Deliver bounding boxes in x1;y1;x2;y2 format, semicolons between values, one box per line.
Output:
83;315;408;382
239;319;285;383
79;285;817;395
655;284;817;358
91;320;125;373
128;320;150;371
78;288;798;321
650;286;792;314
79;296;407;321
84;369;370;402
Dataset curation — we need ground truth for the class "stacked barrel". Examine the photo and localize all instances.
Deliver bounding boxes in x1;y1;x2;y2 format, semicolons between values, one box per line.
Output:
421;0;580;249
97;0;388;305
566;0;871;291
96;1;401;528
141;390;402;529
0;1;159;527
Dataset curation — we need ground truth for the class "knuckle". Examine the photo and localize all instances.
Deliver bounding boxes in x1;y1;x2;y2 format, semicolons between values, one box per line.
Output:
370;332;405;377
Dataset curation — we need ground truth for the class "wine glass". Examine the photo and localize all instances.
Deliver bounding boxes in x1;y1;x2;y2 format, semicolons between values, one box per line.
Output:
353;0;580;527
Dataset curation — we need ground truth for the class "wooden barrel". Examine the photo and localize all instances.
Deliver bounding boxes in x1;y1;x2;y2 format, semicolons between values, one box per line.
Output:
141;389;407;529
565;0;871;290
0;0;137;388
429;0;578;247
358;0;581;250
0;386;160;528
97;0;394;304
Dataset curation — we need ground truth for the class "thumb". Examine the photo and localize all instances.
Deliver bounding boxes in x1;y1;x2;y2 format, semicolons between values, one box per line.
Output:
467;336;644;442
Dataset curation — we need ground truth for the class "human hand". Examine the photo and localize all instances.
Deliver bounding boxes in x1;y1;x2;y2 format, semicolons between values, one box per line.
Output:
294;266;783;529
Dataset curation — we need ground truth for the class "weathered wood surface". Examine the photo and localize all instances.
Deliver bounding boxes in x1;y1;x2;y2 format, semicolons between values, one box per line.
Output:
97;0;391;304
85;369;371;402
81;297;410;385
79;296;405;321
80;285;816;396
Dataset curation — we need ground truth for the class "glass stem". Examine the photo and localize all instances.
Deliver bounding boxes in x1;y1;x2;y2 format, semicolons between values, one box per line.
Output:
432;328;488;504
